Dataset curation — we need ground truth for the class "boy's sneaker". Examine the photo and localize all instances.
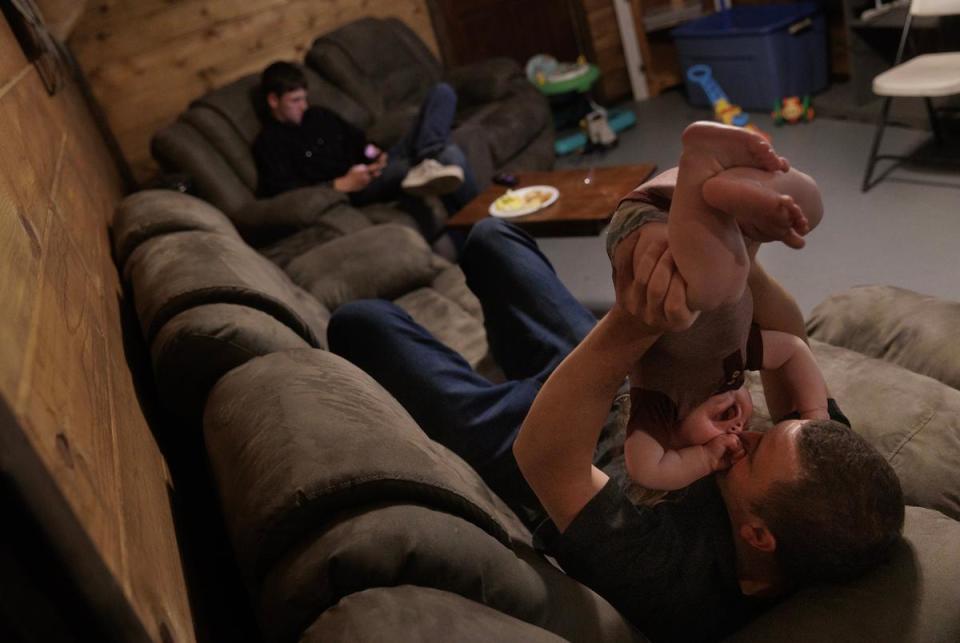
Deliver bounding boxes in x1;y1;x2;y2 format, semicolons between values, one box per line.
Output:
401;159;464;196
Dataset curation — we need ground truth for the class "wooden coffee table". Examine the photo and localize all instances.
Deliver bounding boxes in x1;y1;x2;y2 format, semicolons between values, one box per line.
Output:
447;163;657;237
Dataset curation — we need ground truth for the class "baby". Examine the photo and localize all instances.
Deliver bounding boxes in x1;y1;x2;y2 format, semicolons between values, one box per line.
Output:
609;122;831;491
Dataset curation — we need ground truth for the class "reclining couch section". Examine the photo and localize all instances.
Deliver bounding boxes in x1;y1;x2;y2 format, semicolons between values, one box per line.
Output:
113;189;960;642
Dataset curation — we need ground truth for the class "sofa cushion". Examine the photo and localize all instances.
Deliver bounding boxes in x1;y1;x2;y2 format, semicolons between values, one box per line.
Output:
183;105;260;192
395;286;488;369
445;58;525;106
305;17;442;122
152;120;256;216
151;304;312;425
725;506;960;642
808;285;960;390
258;217;371;271
285;223;445;311
468;86;553;166
124;231;329;347
258;503;644;643
229;187;351;248
203;349;531;586
746;339;960;522
300;586;570;643
112;190;241;269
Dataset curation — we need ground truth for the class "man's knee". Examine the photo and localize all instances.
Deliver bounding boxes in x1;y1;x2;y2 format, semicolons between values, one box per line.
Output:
328;299;403;354
461;218;511;267
427;82;456;106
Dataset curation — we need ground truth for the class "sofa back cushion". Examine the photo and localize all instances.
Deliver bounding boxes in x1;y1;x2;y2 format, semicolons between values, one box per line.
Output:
203;349;531;585
747;339;960;522
300;586;570;643
124;231;330;347
285;223;445;311
306;17;442;124
725;507;960;643
808;285;960;390
258;503;645;643
112;190;241;269
151;304;312;426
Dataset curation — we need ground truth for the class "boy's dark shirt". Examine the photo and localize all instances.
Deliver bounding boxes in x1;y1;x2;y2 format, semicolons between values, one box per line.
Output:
252;106;366;197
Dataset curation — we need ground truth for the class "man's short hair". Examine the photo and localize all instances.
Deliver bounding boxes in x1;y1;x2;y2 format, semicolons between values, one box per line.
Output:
261;61;307;98
754;419;905;586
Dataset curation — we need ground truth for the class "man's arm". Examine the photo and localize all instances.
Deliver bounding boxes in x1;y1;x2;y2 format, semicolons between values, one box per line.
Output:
515;231;696;531
514;309;658;531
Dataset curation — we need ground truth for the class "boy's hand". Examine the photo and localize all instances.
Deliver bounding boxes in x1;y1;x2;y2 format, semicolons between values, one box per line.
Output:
703;433;746;472
368;151;388;177
612;228;700;333
333;164;373;192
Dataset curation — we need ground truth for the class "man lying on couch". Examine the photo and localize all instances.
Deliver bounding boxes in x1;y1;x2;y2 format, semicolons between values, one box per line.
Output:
252;61;478;216
329;214;904;641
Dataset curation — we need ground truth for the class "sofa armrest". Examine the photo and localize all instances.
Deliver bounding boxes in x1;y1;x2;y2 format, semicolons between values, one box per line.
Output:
232;186;350;246
807;285;960;390
445;58;525;107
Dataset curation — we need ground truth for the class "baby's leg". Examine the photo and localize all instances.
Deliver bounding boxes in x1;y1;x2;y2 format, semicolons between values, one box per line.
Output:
702;167;816;249
668;122;789;311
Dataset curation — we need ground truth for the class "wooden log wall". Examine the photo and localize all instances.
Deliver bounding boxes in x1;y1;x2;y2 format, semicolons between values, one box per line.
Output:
0;14;193;643
69;0;440;184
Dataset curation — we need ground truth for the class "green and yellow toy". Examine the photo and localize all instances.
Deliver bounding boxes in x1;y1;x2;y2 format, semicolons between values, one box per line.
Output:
772;96;815;125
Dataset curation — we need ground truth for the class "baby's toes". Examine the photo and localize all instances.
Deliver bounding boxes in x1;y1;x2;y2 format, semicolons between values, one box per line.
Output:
749;138;789;172
783;196;809;233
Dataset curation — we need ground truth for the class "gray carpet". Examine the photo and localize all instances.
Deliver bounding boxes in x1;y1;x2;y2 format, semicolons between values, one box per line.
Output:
540;88;960;317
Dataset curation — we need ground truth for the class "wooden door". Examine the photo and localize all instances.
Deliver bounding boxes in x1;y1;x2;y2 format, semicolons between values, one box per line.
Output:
429;0;583;67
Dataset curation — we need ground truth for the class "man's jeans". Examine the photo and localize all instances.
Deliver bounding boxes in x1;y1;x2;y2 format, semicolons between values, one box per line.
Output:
327;219;597;520
351;83;478;214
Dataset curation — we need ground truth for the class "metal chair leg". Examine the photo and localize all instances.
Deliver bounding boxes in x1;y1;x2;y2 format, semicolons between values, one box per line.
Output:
924;97;944;146
862;97;893;192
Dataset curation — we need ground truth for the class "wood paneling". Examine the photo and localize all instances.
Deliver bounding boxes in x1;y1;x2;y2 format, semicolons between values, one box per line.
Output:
1;12;193;642
431;0;580;68
577;0;632;104
70;0;440;184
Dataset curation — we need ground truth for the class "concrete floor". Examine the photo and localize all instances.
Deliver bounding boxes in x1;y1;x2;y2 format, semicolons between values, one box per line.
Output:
540;88;960;316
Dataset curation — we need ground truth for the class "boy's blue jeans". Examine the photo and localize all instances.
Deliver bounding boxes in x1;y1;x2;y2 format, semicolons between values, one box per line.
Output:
351;82;478;214
328;219;597;515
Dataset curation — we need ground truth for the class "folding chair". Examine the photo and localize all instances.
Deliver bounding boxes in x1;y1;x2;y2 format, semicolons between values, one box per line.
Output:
862;0;960;191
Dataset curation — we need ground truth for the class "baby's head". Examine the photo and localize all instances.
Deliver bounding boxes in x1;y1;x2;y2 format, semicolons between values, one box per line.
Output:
675;386;753;447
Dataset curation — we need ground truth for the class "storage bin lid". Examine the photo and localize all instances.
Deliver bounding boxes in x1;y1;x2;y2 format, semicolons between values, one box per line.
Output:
672;2;820;38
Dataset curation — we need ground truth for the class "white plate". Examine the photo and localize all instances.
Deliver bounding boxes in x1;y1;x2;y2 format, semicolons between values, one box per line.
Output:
488;185;559;218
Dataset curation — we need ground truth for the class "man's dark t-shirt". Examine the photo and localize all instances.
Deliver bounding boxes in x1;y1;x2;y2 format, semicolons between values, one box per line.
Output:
252;106;366;197
534;401;851;642
537;478;762;642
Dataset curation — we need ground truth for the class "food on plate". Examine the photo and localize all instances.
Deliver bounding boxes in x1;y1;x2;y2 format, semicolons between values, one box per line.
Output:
493;188;553;213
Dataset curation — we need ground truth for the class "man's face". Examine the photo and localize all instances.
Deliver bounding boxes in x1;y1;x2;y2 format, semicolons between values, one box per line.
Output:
269;88;308;125
716;419;806;514
674;387;753;447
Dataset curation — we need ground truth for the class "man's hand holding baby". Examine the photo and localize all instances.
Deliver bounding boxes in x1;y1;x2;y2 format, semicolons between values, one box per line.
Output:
612;227;700;335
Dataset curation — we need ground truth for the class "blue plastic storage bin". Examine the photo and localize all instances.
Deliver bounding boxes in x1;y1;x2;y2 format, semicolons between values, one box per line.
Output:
672;3;828;110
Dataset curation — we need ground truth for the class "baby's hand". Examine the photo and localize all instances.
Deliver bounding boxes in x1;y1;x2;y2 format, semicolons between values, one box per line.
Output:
703;433;745;472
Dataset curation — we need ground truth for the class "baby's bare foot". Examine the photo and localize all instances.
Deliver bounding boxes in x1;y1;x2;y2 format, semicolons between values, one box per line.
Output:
702;172;808;248
680;121;789;176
